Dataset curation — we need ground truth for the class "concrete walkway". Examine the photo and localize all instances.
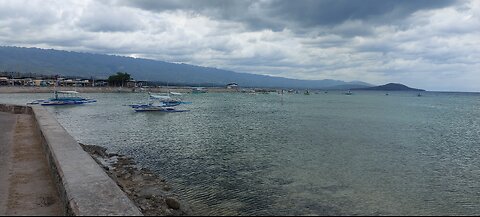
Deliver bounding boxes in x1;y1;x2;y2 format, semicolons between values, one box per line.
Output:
0;112;62;216
0;112;16;214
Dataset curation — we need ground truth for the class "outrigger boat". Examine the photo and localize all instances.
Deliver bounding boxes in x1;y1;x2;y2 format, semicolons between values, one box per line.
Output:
28;91;96;106
128;92;190;112
344;90;353;95
191;87;207;94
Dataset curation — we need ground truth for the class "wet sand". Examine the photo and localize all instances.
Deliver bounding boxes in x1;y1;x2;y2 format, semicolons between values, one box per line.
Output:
0;112;62;216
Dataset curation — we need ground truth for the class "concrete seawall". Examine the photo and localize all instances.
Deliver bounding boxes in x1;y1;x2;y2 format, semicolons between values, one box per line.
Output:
0;104;142;216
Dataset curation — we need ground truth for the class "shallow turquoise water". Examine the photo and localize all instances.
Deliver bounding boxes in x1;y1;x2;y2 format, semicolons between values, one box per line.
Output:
1;91;480;215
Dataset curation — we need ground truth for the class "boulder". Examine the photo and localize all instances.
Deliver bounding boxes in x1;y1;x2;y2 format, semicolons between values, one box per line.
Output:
165;197;181;210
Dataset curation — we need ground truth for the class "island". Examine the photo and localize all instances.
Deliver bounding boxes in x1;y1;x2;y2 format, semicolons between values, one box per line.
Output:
353;83;425;91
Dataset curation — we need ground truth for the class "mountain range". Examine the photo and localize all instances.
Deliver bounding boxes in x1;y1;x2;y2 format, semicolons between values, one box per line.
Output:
0;46;372;89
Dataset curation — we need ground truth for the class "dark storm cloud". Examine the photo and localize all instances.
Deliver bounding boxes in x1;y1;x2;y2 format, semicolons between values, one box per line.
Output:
269;0;457;27
119;0;457;31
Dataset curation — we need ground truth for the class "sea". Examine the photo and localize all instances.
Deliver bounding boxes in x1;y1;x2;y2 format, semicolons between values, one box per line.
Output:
1;91;479;215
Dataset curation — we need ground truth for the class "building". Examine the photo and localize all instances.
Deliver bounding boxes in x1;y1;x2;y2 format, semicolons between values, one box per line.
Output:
126;80;148;88
94;80;109;87
34;80;48;87
59;79;90;87
0;77;9;86
23;78;34;86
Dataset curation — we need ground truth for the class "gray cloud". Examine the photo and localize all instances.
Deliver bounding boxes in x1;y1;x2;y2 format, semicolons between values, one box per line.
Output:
76;1;145;32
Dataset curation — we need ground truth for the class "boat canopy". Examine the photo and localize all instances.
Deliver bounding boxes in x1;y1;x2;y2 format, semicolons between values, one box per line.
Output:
169;92;183;96
57;91;80;94
149;93;172;100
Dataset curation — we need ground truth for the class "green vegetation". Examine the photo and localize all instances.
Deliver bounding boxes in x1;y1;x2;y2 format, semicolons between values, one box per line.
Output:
108;72;132;87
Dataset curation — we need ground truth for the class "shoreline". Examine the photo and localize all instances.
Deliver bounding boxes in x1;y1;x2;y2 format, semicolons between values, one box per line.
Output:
80;143;192;216
0;86;241;94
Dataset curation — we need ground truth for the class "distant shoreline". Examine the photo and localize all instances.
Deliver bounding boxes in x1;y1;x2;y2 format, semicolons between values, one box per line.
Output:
2;86;477;94
0;86;240;94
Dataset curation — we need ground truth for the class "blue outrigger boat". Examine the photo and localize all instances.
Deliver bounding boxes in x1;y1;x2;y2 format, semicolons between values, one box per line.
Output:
128;92;190;112
29;91;97;106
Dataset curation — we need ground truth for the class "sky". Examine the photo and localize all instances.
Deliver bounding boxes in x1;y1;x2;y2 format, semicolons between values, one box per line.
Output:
0;0;479;91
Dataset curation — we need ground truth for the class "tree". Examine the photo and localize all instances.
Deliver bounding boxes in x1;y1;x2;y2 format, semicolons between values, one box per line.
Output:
108;72;132;87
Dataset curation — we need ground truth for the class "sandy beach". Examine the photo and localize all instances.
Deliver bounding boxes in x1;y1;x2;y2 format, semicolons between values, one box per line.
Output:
0;86;241;94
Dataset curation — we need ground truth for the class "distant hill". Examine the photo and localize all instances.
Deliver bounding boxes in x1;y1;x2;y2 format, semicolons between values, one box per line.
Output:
0;46;371;89
354;83;425;91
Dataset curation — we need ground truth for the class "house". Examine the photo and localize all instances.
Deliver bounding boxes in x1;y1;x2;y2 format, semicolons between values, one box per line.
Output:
94;80;109;87
33;79;48;87
126;80;147;88
126;80;137;88
78;80;91;87
0;77;9;86
23;78;34;86
61;79;74;86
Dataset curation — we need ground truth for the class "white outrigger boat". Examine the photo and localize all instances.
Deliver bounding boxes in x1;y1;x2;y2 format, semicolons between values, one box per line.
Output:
29;91;97;106
128;92;190;112
191;87;207;94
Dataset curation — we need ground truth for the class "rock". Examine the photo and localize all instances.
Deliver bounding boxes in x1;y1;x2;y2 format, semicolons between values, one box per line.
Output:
138;186;167;199
143;175;157;182
123;173;132;179
82;143;191;216
80;144;109;157
132;174;144;182
108;153;119;157
164;209;173;216
144;194;153;200
165;197;181;210
163;185;172;191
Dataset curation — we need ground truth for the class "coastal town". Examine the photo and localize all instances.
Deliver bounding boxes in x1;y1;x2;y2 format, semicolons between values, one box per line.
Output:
0;71;243;94
0;72;137;88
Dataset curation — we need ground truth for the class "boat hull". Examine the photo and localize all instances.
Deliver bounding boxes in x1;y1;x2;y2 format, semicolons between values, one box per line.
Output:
40;99;97;106
134;107;189;112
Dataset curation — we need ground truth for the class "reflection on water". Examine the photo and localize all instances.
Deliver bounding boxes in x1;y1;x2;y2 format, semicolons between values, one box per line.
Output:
1;91;480;215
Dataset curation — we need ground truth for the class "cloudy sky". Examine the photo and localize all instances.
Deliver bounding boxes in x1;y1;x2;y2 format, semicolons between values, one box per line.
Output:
0;0;479;91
